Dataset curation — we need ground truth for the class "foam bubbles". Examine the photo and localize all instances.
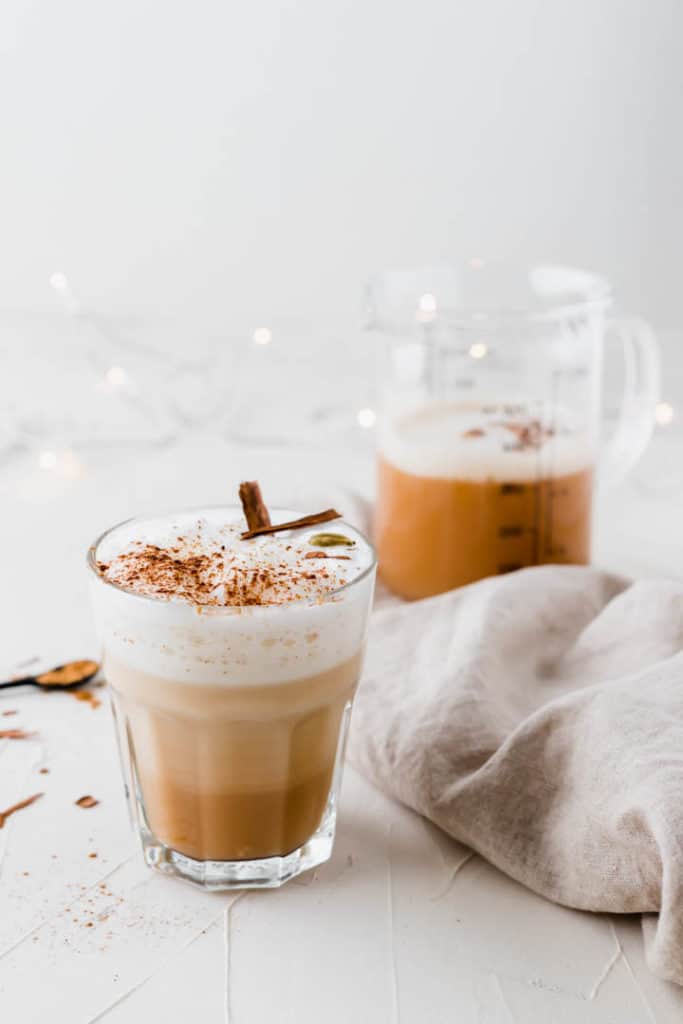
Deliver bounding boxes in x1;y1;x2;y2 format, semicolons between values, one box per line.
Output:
379;400;595;482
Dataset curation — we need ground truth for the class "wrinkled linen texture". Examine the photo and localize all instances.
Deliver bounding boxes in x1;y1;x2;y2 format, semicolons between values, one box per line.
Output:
348;565;683;984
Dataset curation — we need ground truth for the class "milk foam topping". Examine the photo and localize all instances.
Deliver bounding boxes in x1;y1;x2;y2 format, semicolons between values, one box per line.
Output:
90;508;375;686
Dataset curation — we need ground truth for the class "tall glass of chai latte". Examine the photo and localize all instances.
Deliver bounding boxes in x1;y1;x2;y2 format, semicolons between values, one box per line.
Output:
88;505;375;889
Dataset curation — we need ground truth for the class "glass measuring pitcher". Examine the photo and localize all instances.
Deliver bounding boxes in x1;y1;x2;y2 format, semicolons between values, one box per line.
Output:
365;262;660;600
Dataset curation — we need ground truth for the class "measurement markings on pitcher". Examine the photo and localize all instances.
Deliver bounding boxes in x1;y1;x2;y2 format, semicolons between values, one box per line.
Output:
499;482;526;496
498;525;525;538
498;478;541;567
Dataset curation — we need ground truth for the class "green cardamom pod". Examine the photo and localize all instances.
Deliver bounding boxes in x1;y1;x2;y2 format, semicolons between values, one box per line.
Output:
308;532;356;548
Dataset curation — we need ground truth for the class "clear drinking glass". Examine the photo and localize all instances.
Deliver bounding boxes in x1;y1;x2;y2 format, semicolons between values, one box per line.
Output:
364;262;660;600
87;507;376;890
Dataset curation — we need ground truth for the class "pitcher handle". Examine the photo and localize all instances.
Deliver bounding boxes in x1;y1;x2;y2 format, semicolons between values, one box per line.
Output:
598;316;660;491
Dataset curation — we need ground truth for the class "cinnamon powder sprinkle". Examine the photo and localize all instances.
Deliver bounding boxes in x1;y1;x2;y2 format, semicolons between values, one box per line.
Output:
461;417;555;450
97;524;357;608
496;419;555;450
2;710;18;717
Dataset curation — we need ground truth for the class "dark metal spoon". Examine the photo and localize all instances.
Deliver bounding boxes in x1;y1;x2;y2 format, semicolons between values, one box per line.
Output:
0;659;100;692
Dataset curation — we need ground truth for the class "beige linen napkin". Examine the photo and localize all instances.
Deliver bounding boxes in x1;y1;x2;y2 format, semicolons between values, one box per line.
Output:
347;565;683;985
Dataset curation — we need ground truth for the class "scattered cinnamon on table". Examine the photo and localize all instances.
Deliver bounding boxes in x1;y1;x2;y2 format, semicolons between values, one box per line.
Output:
2;709;18;716
0;728;35;740
75;795;99;809
0;792;43;829
71;690;101;710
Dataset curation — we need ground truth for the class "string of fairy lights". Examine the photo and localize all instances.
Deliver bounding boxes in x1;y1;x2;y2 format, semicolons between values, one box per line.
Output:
33;274;677;479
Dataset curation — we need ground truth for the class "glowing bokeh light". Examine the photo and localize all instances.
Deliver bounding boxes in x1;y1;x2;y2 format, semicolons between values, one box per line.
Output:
253;327;272;346
655;401;674;426
105;366;127;389
469;342;488;359
357;407;377;429
49;272;69;291
419;293;437;314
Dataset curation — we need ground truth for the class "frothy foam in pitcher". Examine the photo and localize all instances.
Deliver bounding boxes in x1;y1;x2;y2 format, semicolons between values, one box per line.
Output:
379;400;594;481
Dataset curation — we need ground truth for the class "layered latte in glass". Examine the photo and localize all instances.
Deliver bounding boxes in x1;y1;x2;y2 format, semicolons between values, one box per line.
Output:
88;506;375;889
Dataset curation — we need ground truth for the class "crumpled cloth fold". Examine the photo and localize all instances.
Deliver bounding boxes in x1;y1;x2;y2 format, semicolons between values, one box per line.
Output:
348;565;683;984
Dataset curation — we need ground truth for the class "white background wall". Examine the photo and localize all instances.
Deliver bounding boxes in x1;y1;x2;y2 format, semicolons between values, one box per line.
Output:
0;0;681;329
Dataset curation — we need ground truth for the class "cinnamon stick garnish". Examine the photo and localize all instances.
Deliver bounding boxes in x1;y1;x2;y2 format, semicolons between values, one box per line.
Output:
0;729;35;740
0;792;43;829
241;508;341;541
239;481;272;532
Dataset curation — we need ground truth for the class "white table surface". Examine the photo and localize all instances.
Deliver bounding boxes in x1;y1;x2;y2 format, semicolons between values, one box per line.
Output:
2;325;683;1022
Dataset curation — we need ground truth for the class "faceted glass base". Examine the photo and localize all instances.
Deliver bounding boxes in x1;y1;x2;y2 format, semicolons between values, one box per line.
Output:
139;800;337;890
109;686;354;892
